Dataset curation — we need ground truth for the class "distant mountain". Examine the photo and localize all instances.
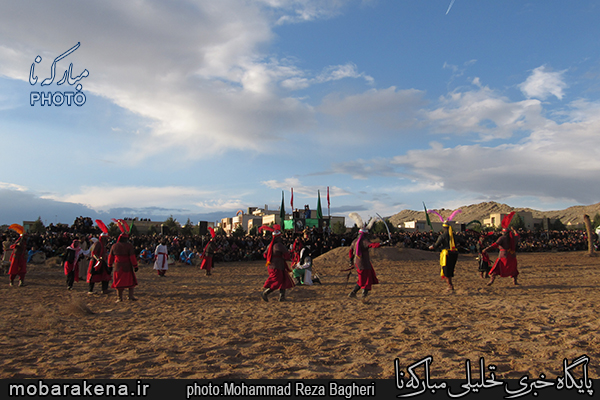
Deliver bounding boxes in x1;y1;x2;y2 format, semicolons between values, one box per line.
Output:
387;201;600;227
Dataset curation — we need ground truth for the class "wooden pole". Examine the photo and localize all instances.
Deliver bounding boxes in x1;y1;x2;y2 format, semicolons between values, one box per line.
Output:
583;214;596;257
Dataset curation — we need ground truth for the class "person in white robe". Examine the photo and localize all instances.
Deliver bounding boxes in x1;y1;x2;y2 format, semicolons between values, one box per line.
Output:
153;240;169;277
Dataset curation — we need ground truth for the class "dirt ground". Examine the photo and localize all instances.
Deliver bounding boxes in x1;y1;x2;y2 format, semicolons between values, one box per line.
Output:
0;246;598;380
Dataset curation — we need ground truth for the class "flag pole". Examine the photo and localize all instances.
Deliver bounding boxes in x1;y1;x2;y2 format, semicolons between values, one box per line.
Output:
423;201;433;231
327;186;330;219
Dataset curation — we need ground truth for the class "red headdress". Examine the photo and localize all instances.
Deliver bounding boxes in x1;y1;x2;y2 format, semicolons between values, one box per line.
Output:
259;224;282;266
201;227;217;258
95;219;109;236
501;212;516;231
112;218;130;241
9;224;25;236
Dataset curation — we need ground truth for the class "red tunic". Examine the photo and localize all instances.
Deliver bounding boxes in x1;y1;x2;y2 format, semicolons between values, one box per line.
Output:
349;237;379;290
291;238;303;265
108;241;138;289
8;240;27;276
200;241;216;271
63;247;82;282
88;239;112;283
263;241;294;290
489;232;519;278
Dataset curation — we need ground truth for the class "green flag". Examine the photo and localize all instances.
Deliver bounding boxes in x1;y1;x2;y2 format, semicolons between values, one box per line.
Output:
280;191;285;229
316;190;323;219
423;202;433;231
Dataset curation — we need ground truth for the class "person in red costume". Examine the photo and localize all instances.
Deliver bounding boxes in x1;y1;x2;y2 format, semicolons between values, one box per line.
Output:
64;239;84;290
290;234;304;266
260;224;294;302
108;219;138;302
484;212;520;286
87;220;112;294
346;213;379;299
200;227;217;276
7;224;27;287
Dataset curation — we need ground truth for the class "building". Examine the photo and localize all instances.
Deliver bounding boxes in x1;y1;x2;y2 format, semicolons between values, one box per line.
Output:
232;209;262;235
22;220;38;233
219;217;234;235
401;210;566;232
483;211;561;230
484;212;533;230
216;205;345;235
126;219;164;234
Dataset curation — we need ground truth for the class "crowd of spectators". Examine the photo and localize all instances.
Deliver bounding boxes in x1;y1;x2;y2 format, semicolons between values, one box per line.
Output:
1;218;596;267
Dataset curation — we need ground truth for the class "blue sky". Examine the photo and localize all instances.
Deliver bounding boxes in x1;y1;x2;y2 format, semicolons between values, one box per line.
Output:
1;0;600;226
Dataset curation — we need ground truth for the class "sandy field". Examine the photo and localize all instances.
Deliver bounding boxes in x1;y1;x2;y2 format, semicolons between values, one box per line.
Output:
0;246;599;380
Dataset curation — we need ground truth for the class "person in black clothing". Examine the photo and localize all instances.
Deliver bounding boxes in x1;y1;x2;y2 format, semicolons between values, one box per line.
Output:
429;224;459;291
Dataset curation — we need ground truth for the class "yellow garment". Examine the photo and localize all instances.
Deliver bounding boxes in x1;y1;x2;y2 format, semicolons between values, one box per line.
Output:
440;249;448;277
448;226;456;251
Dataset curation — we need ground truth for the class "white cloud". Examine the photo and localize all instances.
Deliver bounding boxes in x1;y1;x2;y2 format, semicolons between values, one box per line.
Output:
329;159;406;180
280;62;373;90
428;83;544;140
391;101;600;204
0;1;369;160
270;0;351;25
0;182;28;191
320;72;600;206
42;185;215;212
320;86;424;117
194;199;248;211
315;87;427;145
316;63;374;84
261;178;350;197
519;65;568;100
443;59;477;83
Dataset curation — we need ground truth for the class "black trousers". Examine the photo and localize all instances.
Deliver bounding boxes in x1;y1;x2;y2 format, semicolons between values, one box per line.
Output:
89;281;110;292
66;271;75;288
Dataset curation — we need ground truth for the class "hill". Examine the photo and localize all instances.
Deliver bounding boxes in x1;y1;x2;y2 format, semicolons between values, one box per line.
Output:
387;201;600;227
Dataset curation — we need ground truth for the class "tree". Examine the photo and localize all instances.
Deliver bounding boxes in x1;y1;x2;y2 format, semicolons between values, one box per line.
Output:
371;218;396;236
509;213;525;230
332;221;346;235
129;223;139;236
371;220;388;235
108;222;120;237
550;219;566;231
592;213;600;229
163;215;180;235
249;226;258;236
232;225;245;237
181;218;194;236
30;216;46;234
148;225;158;236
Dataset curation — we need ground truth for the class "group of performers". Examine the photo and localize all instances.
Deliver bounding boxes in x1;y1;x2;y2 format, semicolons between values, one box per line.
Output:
259;213;379;302
4;220;140;303
5;210;521;303
427;209;520;291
